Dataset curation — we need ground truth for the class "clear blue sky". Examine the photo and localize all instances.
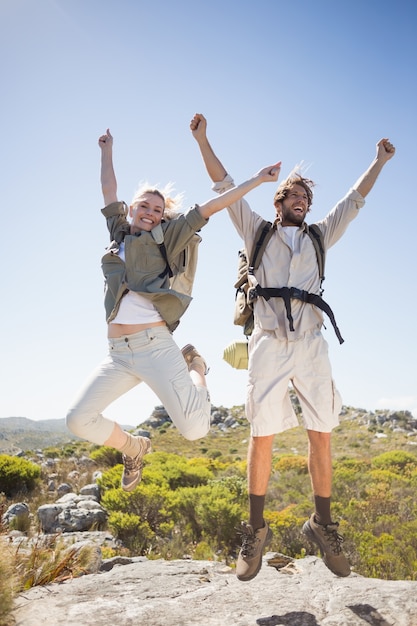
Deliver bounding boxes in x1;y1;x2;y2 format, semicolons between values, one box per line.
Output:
1;0;416;426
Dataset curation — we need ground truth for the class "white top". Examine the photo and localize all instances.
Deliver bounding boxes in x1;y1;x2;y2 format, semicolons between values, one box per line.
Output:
110;242;164;325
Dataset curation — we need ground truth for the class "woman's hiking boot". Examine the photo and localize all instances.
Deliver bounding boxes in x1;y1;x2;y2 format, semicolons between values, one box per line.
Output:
121;437;152;492
181;344;209;375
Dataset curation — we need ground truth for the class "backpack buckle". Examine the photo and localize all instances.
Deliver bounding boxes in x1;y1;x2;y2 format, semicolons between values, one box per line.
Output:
290;287;309;302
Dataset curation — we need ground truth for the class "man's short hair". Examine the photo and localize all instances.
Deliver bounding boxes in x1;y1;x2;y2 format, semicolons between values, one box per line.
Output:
273;174;315;208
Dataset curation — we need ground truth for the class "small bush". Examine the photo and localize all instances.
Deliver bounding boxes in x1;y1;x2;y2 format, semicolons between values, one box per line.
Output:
273;454;308;474
0;455;41;497
372;450;417;475
193;540;215;560
90;446;122;467
208;450;222;459
107;511;154;554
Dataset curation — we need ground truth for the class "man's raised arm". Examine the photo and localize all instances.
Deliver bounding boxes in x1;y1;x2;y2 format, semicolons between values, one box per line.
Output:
353;138;395;199
190;113;228;183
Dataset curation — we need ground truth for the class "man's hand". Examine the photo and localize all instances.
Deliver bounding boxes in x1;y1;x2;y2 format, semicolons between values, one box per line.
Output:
190;113;207;143
98;128;113;151
353;139;395;198
377;138;395;163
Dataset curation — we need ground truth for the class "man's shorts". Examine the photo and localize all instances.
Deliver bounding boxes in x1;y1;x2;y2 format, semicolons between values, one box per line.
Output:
246;326;342;436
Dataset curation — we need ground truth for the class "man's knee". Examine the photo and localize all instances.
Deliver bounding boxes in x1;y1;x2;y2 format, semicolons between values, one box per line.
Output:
307;429;332;446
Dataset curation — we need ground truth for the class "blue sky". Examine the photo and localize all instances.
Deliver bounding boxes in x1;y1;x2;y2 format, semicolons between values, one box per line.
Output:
1;0;416;427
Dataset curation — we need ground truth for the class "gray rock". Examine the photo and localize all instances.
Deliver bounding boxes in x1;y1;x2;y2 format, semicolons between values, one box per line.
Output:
56;507;107;533
37;504;64;532
57;482;72;496
2;502;30;526
56;493;95;504
37;496;107;533
11;554;417;626
100;556;134;572
80;484;101;500
133;428;151;438
76;500;102;511
63;540;103;575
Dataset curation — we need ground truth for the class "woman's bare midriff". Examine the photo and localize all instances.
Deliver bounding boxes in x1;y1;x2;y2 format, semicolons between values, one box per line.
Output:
107;321;167;338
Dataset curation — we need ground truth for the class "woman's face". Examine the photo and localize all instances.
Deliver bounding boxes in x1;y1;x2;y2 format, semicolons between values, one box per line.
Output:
129;192;165;234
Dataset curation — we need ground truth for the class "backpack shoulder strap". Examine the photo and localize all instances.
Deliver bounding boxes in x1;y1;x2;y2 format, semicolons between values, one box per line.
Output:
249;220;275;270
157;241;174;279
305;223;326;288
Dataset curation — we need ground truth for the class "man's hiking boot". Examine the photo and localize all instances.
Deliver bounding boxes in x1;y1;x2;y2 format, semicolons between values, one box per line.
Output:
121;437;152;492
302;513;351;577
181;344;209;375
236;522;273;581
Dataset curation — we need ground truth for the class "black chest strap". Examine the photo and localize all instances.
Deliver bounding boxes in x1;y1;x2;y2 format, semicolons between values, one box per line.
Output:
251;285;344;344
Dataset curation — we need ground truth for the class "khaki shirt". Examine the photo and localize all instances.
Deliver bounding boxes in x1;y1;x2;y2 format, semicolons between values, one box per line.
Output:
101;202;207;331
213;175;365;341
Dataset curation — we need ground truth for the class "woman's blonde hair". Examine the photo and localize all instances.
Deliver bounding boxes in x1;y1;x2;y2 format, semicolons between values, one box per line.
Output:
131;182;184;219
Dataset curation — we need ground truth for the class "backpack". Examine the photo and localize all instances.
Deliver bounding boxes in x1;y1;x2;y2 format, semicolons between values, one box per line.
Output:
233;220;341;340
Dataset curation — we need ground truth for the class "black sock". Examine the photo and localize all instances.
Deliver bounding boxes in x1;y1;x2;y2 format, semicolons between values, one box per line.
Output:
314;495;332;526
249;494;265;531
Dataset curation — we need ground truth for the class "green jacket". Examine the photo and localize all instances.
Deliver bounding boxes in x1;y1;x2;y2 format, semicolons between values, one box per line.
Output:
101;201;207;331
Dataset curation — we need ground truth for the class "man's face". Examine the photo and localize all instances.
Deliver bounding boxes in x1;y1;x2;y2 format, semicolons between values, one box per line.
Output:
276;183;309;226
129;192;164;234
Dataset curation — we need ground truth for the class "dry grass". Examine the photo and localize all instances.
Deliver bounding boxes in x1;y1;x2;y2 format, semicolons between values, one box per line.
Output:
0;532;100;624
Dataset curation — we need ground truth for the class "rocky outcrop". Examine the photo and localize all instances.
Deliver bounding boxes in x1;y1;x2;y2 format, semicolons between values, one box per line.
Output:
37;492;107;533
12;553;417;626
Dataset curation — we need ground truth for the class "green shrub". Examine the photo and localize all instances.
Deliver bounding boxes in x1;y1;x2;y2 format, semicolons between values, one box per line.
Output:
42;446;64;459
144;452;215;490
170;480;245;556
96;464;124;490
102;483;173;535
332;458;370;501
267;506;307;556
372;450;417;475
90;446;122;467
273;454;308;474
193;540;215;560
107;511;154;554
209;475;247;502
208;450;222;459
0;455;41;497
353;531;407;579
195;484;243;554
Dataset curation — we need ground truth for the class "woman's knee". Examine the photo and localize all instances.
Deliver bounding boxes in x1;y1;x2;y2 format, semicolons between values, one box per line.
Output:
178;408;211;441
65;406;89;439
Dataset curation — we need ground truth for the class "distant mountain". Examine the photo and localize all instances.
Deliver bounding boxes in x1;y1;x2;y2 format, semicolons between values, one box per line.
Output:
1;403;416;458
0;416;74;432
0;416;137;455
